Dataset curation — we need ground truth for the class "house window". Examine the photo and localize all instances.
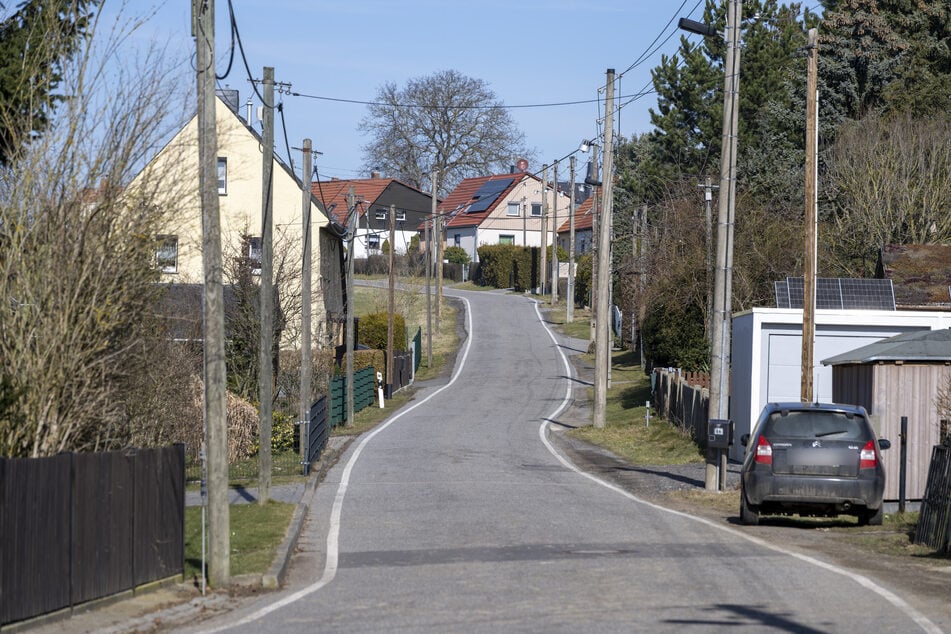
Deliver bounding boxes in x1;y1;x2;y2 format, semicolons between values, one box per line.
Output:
453;234;461;247
506;202;520;217
396;210;406;222
499;235;515;245
155;235;178;273
375;209;387;221
246;236;262;274
367;233;380;250
217;157;227;195
531;203;542;217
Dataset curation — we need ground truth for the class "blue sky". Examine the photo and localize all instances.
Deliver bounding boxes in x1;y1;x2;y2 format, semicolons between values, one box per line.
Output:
109;1;711;181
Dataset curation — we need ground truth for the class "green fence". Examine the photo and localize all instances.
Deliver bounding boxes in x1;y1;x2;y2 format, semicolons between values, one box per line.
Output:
410;326;421;371
329;366;377;426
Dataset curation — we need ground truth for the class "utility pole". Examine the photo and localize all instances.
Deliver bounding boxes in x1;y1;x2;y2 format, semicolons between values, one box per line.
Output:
193;0;229;586
426;171;435;368
386;204;396;397
589;187;599;343
257;66;274;504
551;162;559;304
638;204;648;367
299;139;312;473
435;198;444;326
345;188;356;426
699;178;717;344
706;0;743;491
801;27;819;403
567;156;576;323
594;68;616;429
539;164;548;295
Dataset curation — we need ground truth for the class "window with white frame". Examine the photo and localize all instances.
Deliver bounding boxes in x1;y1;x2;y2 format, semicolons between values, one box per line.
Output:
217;157;227;194
506;202;520;216
155;235;178;273
396;210;406;222
531;203;542;217
367;233;381;250
375;209;387;221
246;236;262;274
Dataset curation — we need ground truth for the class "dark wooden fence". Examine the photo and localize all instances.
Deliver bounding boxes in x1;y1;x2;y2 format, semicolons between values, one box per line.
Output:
914;441;951;553
0;445;184;626
652;368;709;446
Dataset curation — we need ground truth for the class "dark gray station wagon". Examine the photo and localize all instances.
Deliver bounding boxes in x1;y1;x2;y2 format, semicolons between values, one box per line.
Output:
740;402;891;526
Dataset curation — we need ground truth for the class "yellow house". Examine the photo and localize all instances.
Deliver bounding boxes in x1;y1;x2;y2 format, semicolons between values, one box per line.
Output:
129;94;344;349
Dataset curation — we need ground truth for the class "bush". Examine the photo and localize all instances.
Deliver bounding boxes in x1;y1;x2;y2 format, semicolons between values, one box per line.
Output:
359;312;407;351
444;245;470;265
477;244;538;291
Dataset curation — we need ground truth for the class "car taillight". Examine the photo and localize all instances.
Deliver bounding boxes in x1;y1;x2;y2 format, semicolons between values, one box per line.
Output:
860;440;878;469
754;436;773;465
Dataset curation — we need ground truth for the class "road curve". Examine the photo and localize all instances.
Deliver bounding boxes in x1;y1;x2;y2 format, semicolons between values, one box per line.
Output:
195;289;944;634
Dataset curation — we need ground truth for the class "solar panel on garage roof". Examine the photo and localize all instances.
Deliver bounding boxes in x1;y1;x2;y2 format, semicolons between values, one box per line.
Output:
466;178;514;213
779;278;895;310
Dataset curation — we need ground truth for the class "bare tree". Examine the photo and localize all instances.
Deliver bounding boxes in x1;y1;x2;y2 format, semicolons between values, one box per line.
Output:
0;6;192;456
360;69;532;195
824;111;951;276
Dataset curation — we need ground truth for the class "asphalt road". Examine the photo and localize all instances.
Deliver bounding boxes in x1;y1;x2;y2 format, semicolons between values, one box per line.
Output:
188;288;946;633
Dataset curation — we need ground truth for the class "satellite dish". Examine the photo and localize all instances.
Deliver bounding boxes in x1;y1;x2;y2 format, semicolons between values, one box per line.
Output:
516;158;529;172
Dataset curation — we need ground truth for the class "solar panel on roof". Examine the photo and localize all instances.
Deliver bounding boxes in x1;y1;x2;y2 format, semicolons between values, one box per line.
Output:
775;281;790;308
466;178;514;213
778;278;895;310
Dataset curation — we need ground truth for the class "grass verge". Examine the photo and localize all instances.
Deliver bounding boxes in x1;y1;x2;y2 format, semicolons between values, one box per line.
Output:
568;349;703;466
184;501;296;583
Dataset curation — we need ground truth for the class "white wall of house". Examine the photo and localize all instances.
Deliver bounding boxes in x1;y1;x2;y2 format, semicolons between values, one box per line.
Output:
353;226;418;259
730;308;951;462
446;227;479;263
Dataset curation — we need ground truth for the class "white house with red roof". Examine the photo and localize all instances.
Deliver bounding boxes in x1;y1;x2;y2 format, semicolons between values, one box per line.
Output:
556;189;597;256
312;174;435;259
440;171;570;263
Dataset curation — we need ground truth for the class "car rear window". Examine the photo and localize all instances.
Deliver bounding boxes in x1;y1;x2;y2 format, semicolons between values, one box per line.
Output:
764;410;870;441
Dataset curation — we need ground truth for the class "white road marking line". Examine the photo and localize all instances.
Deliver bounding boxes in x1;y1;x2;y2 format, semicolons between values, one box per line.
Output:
203;297;474;631
532;306;943;634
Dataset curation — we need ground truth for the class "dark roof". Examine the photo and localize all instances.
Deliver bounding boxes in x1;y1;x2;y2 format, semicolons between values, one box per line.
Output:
876;244;951;309
822;328;951;365
311;177;435;227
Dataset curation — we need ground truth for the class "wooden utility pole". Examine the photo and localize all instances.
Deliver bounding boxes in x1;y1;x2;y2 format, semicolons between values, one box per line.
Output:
594;69;616;429
193;0;229;586
707;0;743;491
257;66;274;504
345;188;356;426
386;204;396;396
801;27;819;403
539;164;548;295
567;156;576;323
551;162;559;304
299;139;313;472
426;171;435;368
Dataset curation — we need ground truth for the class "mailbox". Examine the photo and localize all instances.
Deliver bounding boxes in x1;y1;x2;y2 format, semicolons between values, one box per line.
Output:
707;419;733;449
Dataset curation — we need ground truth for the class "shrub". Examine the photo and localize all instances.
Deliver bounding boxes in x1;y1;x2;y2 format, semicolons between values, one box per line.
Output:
359;312;407;351
444;245;470;265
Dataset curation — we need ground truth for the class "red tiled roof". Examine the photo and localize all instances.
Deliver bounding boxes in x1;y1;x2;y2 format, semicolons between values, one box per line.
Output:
440;173;536;229
557;190;597;233
311;177;430;225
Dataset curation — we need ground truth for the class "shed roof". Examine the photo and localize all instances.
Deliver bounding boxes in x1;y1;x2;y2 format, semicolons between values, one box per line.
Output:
821;328;951;365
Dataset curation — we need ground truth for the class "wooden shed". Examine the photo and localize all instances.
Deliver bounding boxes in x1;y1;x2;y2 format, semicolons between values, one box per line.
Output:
822;329;951;500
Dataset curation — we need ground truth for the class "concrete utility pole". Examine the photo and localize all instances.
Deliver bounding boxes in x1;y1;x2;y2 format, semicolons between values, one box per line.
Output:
299;139;312;473
551;162;559;304
426;171;435;368
539;164;548;295
567;156;576;323
386;204;396;396
706;0;743;491
638;204;648;367
258;66;274;504
589;187;599;343
193;0;229;586
699;178;717;344
345;188;356;426
801;27;819;403
435;198;444;326
593;68;616;429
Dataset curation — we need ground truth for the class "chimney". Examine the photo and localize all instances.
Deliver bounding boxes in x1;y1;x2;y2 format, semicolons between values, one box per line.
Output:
371;171;381;179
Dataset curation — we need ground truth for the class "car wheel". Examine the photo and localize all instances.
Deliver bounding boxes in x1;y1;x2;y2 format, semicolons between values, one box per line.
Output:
858;505;883;526
740;490;759;526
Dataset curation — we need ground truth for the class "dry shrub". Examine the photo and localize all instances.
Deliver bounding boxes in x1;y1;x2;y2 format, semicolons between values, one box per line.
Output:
175;378;259;463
